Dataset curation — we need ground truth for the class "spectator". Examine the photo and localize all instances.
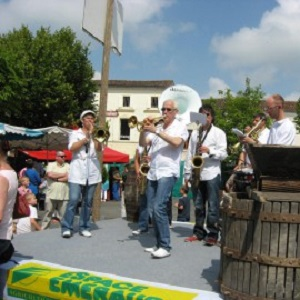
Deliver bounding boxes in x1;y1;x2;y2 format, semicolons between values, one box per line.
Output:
16;193;42;234
0;141;18;263
174;186;190;222
24;159;41;199
18;176;32;197
42;151;70;229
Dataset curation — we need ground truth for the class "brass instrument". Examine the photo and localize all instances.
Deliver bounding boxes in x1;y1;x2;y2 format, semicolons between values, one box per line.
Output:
139;150;150;176
128;116;164;132
232;118;264;150
93;127;110;144
191;124;204;189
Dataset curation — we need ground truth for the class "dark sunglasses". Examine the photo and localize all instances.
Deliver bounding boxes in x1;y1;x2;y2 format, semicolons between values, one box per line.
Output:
58;156;66;158
200;111;210;116
161;108;175;112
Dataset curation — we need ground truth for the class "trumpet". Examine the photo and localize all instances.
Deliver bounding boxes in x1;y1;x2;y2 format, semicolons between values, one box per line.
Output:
232;118;264;150
128;116;165;132
93;127;110;144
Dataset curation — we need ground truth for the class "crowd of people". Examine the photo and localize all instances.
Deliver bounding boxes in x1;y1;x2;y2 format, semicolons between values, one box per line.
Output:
0;93;297;263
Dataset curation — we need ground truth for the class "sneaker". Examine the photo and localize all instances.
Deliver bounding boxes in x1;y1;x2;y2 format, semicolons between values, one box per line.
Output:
132;229;147;236
203;236;218;246
144;246;158;253
169;224;173;229
184;235;202;242
151;248;171;259
62;230;71;238
80;230;92;238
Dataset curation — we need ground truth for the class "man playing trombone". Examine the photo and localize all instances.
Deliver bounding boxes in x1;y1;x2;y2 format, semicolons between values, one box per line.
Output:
139;99;188;259
184;104;227;246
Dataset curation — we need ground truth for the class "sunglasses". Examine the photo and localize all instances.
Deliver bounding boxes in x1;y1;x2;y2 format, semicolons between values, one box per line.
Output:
200;111;210;116
161;108;175;112
58;156;66;158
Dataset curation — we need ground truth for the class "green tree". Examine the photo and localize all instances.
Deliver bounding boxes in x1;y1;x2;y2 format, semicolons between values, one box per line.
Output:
0;26;96;128
294;96;300;133
203;78;266;165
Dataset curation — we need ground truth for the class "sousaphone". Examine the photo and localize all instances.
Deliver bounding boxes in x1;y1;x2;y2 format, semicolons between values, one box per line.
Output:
158;84;202;124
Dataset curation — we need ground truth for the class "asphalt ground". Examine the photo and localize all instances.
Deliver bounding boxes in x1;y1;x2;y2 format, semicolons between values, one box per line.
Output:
1;199;223;300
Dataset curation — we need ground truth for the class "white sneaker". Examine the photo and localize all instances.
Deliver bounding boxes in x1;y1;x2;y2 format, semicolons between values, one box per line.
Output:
80;230;92;238
62;230;71;238
144;246;158;253
151;248;171;259
132;229;147;236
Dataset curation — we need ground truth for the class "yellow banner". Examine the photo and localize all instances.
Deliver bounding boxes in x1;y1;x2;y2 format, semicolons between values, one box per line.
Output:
7;262;198;300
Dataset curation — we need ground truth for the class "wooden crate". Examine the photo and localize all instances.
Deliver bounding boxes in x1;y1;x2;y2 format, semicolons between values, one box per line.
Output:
220;191;300;300
247;144;300;193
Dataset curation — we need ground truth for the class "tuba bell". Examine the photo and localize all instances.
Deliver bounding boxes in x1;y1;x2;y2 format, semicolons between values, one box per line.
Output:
158;84;202;124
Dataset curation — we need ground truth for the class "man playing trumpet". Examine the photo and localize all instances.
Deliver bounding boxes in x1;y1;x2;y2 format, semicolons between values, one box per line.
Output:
139;100;189;259
61;110;102;239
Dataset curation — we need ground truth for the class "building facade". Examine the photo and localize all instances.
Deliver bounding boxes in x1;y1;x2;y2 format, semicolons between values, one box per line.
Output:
93;80;174;158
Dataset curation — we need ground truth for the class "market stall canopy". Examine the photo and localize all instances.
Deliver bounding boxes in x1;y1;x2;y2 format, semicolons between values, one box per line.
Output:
10;126;72;150
0;122;44;140
20;147;129;163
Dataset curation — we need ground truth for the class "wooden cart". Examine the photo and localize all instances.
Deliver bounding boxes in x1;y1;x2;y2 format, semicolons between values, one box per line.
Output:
220;145;300;299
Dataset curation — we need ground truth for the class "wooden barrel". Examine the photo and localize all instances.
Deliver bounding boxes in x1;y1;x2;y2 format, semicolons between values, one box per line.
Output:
123;169;139;222
220;191;300;300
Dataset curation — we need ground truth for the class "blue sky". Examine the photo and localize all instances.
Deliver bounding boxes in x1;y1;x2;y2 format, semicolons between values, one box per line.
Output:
1;0;300;101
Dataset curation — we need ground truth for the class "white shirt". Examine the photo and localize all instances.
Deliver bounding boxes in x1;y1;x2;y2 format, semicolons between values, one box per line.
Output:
184;124;228;181
147;119;189;180
68;129;101;185
244;127;270;166
267;118;296;145
16;205;38;234
0;170;18;240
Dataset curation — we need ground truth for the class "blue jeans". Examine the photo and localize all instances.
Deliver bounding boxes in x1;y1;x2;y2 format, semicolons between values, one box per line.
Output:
138;193;153;231
112;182;120;201
191;174;221;239
147;177;177;251
61;182;97;233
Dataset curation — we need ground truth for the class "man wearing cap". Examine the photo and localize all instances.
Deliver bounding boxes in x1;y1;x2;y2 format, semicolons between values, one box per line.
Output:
61;110;102;238
42;151;70;229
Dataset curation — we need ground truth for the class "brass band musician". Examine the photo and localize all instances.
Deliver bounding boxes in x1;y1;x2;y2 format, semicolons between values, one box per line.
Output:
139;99;189;259
184;104;228;246
225;112;269;192
132;146;152;235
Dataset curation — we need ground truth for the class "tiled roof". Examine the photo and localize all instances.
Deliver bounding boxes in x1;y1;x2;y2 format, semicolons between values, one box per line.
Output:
93;80;174;89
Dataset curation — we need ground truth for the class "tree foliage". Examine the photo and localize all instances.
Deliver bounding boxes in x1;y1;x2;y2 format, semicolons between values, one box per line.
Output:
294;97;300;133
0;26;96;128
203;78;266;165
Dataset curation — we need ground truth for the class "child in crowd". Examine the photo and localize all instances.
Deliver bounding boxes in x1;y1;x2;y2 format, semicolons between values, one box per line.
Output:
18;176;32;196
174;186;190;222
16;193;42;234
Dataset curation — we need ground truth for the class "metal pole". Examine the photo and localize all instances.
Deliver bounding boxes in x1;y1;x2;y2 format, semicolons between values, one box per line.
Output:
92;0;114;221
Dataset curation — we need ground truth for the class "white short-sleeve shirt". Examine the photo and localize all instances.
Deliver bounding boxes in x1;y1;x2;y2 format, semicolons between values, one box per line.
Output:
147;119;188;180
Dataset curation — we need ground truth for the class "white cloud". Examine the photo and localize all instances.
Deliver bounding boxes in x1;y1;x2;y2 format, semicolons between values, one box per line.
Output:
122;0;174;26
178;22;196;33
284;92;300;102
93;71;101;80
0;0;83;33
201;77;230;99
128;22;171;53
211;0;300;87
